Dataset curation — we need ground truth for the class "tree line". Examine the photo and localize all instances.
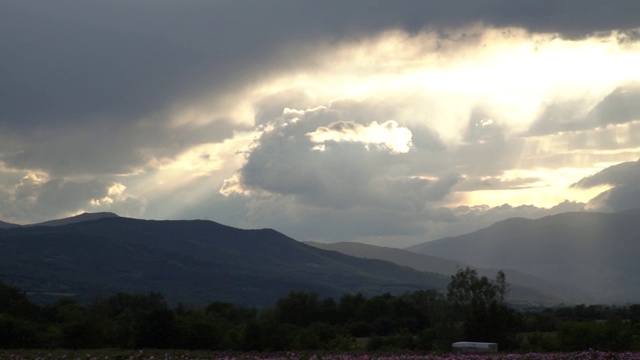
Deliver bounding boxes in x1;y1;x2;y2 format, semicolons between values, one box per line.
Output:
1;268;638;351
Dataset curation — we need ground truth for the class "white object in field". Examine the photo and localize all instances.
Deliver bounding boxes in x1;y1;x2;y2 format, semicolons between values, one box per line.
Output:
452;341;498;352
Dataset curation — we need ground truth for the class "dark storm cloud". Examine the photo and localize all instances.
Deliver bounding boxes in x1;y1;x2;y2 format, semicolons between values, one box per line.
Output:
528;86;640;136
574;159;640;188
0;116;237;176
3;0;638;127
1;1;309;127
3;0;639;171
574;159;640;212
586;184;640;212
584;87;640;126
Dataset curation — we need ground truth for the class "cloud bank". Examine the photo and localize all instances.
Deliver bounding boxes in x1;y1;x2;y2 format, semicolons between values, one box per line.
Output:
2;1;640;246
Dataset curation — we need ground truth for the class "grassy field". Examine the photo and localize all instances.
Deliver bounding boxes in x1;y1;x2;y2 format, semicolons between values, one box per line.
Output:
3;350;640;360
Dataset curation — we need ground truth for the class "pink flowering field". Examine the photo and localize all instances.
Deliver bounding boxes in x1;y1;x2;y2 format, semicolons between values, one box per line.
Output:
3;350;640;360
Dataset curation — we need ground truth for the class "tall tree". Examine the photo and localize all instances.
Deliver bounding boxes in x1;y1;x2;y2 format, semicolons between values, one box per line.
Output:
446;267;516;347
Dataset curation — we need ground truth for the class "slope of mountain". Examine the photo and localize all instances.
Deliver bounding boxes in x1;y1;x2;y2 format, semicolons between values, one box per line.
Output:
29;212;119;227
0;216;448;307
407;211;640;303
306;241;588;304
307;241;465;274
0;220;18;229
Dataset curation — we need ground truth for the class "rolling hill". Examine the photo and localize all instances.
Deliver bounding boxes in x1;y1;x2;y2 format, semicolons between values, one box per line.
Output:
0;215;449;307
306;241;589;304
0;220;18;229
407;211;640;303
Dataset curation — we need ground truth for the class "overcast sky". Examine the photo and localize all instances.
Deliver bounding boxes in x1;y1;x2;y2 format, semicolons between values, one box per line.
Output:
2;1;640;247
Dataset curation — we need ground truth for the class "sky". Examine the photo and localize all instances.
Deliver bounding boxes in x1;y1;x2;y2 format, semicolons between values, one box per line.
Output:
2;1;640;247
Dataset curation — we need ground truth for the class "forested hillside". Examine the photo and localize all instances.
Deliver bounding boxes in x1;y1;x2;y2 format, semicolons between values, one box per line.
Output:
0;216;448;307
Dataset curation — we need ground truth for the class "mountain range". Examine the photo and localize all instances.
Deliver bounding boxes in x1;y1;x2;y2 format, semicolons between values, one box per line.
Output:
0;213;448;307
2;210;638;307
407;210;640;303
305;241;589;304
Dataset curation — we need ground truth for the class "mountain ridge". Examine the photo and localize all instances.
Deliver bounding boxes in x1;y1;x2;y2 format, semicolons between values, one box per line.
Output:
0;215;449;307
28;212;119;227
407;210;640;303
0;211;118;229
306;241;588;304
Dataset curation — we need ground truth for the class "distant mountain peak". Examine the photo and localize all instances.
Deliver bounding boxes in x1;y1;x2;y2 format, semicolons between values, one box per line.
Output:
30;212;120;227
407;210;640;303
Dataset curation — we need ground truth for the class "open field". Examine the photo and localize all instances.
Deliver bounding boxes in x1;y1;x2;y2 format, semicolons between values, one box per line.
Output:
3;350;640;360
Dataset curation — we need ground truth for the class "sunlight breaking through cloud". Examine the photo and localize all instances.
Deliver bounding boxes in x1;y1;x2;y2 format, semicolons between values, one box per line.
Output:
3;0;640;247
248;27;640;145
307;120;413;154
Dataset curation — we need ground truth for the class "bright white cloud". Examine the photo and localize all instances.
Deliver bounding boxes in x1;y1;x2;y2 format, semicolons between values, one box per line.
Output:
307;120;412;154
89;182;146;217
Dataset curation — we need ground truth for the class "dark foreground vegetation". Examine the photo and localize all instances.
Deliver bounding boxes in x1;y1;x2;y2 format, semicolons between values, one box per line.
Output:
5;349;640;360
1;268;639;352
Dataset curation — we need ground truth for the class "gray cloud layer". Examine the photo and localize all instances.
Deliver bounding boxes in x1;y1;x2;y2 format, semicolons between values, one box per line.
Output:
2;1;640;245
4;0;639;123
574;159;640;212
529;86;640;136
4;0;639;174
